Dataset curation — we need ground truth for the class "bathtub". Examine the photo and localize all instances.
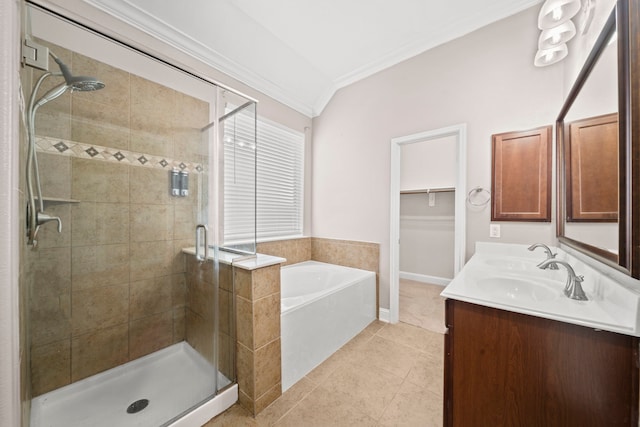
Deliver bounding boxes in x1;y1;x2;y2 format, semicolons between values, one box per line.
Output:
281;260;376;391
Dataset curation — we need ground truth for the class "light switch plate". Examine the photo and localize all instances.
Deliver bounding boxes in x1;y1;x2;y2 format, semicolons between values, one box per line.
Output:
489;224;501;238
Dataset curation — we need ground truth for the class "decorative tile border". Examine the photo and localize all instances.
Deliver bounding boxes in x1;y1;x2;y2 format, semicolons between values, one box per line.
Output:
35;135;204;174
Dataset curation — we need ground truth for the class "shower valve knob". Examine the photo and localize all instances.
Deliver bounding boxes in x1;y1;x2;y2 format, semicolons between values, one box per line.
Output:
37;212;62;233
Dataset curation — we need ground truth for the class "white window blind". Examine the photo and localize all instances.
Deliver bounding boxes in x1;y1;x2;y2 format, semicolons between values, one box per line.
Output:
223;109;304;245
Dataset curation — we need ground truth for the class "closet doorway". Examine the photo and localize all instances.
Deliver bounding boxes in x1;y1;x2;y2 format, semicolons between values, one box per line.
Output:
389;124;467;324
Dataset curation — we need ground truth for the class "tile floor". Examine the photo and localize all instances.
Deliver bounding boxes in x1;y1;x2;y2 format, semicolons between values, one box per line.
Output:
398;279;446;334
203;282;445;427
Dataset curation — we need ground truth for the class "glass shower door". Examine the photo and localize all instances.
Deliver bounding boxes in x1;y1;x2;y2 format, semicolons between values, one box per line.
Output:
19;4;252;426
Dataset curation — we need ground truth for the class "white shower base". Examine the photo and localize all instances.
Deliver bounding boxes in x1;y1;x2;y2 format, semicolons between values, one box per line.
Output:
31;342;236;427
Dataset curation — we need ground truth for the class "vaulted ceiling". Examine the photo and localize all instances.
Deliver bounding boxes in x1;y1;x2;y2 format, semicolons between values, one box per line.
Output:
83;0;542;117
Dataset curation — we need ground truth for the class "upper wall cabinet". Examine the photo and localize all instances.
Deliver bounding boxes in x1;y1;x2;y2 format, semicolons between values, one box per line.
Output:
491;126;552;222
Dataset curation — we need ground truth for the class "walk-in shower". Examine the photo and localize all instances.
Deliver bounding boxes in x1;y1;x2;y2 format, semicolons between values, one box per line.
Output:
25;49;105;246
20;4;257;426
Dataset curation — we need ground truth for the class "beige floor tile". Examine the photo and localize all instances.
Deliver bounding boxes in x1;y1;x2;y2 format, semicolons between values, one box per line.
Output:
304;347;350;386
320;359;405;420
399;279;430;297
274;385;378;427
399;280;447;334
378;379;443;427
358;335;420;378
340;327;375;354
406;350;444;398
376;321;443;353
203;403;257;427
202;302;447;427
363;319;386;335
256;377;317;426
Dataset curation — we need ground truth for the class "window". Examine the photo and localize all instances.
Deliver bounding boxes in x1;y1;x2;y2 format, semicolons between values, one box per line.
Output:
223;108;304;245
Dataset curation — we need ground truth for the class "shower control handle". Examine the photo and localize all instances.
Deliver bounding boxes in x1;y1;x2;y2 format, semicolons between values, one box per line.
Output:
37;212;62;233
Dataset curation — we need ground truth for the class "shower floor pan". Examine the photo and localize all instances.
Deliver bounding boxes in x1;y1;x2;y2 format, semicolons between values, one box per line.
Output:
31;342;232;427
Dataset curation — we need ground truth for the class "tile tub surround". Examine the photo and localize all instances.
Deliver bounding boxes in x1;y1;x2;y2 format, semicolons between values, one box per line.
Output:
311;238;379;274
256;237;380;275
256;238;311;266
258;237;381;315
22;40;210;397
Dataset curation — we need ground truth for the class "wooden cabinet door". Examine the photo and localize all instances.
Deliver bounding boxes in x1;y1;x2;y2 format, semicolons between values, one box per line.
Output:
566;113;619;221
491;126;552;221
444;299;638;427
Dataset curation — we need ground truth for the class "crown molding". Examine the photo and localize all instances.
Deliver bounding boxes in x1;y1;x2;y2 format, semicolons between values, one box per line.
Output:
333;0;541;90
312;84;340;117
83;0;315;117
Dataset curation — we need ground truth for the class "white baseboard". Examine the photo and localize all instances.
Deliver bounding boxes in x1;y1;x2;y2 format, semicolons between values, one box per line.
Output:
378;308;390;323
399;271;450;287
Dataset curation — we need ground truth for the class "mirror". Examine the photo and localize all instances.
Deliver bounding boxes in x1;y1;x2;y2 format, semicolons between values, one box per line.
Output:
557;0;640;278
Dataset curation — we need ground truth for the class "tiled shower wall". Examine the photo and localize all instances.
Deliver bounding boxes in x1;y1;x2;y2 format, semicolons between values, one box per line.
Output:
22;41;209;396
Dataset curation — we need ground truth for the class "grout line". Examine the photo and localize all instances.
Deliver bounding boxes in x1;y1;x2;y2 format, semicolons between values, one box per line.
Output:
267;379;319;425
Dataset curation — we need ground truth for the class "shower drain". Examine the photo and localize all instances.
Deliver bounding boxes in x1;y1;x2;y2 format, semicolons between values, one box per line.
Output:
126;399;149;414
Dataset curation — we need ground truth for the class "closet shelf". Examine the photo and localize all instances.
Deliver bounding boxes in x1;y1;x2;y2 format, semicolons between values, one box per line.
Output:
400;187;455;194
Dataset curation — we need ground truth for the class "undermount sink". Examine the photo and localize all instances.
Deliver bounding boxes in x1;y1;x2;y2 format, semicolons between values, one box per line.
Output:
476;277;559;302
482;258;534;271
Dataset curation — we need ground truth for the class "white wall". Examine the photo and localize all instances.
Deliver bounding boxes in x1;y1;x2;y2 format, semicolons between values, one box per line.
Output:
400;192;455;280
1;0;21;424
311;5;564;309
400;135;457;191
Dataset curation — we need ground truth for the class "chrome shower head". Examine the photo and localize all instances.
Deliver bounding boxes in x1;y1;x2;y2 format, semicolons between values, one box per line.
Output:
50;52;105;92
66;77;105;92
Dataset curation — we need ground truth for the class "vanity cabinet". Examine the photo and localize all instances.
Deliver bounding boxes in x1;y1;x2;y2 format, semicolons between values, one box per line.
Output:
444;299;639;427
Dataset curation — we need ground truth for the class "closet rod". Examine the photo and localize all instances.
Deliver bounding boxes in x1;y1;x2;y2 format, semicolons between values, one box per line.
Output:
400;187;455;195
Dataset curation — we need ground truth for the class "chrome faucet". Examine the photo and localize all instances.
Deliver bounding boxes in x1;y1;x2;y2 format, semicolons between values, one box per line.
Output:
538;259;588;301
528;243;559;270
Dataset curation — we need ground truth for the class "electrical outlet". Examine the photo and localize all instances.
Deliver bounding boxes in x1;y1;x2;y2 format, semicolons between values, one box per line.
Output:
489;224;501;238
428;192;436;207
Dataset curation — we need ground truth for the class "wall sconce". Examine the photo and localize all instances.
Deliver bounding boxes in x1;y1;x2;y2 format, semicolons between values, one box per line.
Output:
534;0;580;67
534;44;568;66
539;20;576;49
538;0;581;29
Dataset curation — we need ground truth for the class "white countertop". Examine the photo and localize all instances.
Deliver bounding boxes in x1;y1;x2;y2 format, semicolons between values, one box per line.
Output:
441;242;640;336
181;247;286;270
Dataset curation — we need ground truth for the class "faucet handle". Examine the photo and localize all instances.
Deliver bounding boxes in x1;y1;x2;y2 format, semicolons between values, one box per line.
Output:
37;212;62;233
537;259;559;270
